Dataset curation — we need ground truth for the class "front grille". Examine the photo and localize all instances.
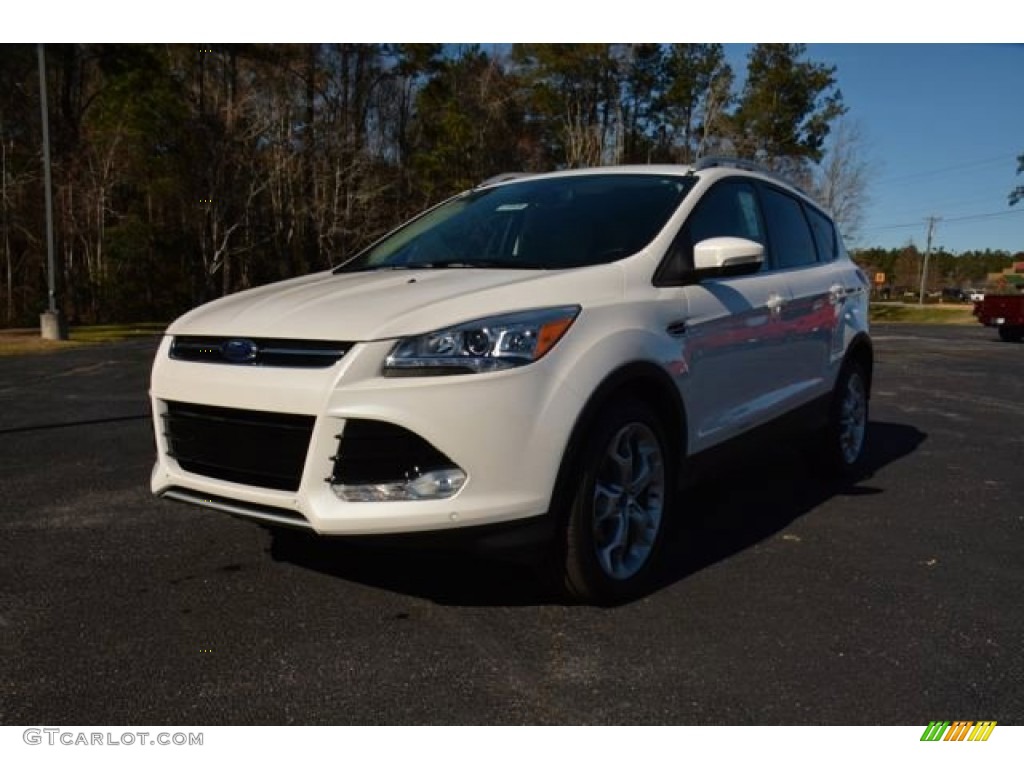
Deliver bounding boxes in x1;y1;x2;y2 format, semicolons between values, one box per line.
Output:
162;401;315;491
170;336;352;368
329;419;456;485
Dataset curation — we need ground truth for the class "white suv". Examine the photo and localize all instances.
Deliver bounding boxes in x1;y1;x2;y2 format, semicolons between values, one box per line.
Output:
150;159;872;603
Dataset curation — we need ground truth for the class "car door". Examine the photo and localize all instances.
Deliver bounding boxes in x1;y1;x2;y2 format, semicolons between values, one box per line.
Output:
757;184;850;404
660;179;794;453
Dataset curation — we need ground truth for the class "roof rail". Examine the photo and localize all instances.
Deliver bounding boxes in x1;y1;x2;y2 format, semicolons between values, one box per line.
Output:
692;155;808;195
477;172;534;188
693;155;776;175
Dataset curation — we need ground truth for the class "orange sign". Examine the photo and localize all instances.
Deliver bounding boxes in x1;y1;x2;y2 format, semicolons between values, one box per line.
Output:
874;272;886;284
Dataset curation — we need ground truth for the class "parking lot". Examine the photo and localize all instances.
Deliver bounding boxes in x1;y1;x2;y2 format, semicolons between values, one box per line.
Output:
1;324;1021;724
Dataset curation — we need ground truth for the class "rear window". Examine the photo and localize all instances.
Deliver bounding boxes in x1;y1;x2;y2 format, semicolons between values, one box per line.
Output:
805;204;838;261
760;186;818;270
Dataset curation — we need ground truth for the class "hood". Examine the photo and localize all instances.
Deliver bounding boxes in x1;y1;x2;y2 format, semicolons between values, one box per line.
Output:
167;266;623;341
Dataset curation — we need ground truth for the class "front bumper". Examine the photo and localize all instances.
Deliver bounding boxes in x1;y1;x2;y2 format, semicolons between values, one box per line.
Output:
150;335;581;535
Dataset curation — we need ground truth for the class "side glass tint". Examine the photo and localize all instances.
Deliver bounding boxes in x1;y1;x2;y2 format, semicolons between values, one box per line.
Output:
760;186;818;269
689;182;765;245
658;181;766;283
805;204;838;262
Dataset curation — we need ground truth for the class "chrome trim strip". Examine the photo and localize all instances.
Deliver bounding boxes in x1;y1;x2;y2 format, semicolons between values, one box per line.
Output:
161;488;313;530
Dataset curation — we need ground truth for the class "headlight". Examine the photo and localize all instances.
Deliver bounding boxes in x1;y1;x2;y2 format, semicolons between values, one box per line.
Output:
383;306;580;375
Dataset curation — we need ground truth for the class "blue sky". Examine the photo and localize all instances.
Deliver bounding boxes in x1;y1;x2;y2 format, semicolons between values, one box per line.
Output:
727;44;1024;255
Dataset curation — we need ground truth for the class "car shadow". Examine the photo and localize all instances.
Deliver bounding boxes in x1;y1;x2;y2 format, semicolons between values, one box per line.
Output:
268;419;926;607
651;420;925;594
268;529;554;606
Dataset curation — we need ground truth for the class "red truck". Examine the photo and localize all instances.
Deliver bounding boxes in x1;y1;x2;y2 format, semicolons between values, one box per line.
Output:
974;294;1024;341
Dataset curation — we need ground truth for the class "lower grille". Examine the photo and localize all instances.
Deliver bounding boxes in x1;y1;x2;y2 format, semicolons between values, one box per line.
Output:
162;401;315;491
329;419;457;485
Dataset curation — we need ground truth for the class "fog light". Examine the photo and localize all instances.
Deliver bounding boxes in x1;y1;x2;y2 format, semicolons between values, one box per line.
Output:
331;468;467;502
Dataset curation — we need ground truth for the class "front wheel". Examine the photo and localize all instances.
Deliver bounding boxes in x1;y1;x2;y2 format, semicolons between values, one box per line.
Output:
560;401;675;604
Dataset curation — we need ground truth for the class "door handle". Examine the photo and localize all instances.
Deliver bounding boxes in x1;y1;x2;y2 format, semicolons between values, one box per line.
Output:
666;320;687;337
828;284;845;305
766;293;786;314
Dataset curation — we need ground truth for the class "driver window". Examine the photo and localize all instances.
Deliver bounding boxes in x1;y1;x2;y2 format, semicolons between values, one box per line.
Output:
657;181;765;284
690;182;764;246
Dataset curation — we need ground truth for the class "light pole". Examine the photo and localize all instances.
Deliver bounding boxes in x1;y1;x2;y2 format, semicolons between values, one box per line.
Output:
917;216;940;308
38;43;67;340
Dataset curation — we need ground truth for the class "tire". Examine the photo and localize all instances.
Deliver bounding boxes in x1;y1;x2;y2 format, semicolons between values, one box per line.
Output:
560;400;675;604
997;326;1023;342
815;360;870;478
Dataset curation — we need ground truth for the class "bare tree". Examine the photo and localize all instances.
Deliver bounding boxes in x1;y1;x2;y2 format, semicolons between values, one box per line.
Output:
694;69;733;160
813;118;871;244
201;94;273;295
562;103;604;168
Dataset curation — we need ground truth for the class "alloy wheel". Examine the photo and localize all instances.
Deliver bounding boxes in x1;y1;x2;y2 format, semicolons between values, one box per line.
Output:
591;423;666;581
839;371;867;465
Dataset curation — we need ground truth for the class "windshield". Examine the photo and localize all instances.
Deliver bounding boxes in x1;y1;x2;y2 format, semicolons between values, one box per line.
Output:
335;174;696;272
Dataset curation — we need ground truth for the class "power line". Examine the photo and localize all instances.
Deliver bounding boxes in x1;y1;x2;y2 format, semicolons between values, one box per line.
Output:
943;208;1024;224
875;192;1019;220
863;221;924;232
864;206;1024;232
872;153;1017;188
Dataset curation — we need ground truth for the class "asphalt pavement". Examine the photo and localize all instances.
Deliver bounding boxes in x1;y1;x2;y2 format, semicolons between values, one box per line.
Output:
0;324;1021;724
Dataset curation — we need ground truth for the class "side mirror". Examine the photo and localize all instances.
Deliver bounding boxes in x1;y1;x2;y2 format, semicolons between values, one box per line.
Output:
693;237;764;278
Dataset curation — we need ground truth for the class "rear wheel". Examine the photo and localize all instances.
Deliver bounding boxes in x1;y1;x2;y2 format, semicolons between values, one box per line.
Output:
815;360;869;478
560;401;674;604
997;325;1024;342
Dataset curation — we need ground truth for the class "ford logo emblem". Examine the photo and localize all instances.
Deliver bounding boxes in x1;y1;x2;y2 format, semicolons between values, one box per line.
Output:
221;339;259;364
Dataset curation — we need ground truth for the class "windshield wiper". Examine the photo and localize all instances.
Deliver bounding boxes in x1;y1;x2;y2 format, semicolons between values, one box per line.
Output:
410;259;548;270
337;259;549;273
335;264;420;273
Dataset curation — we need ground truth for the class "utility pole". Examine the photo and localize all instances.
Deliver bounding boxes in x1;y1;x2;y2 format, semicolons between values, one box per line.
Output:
918;216;940;307
38;43;67;340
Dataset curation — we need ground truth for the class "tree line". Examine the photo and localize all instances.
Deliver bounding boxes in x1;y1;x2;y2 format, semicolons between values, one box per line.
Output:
2;43;855;327
852;246;1019;292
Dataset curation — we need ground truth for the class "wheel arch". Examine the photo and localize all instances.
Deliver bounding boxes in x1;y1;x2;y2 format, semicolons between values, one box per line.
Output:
844;331;875;396
548;361;686;520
